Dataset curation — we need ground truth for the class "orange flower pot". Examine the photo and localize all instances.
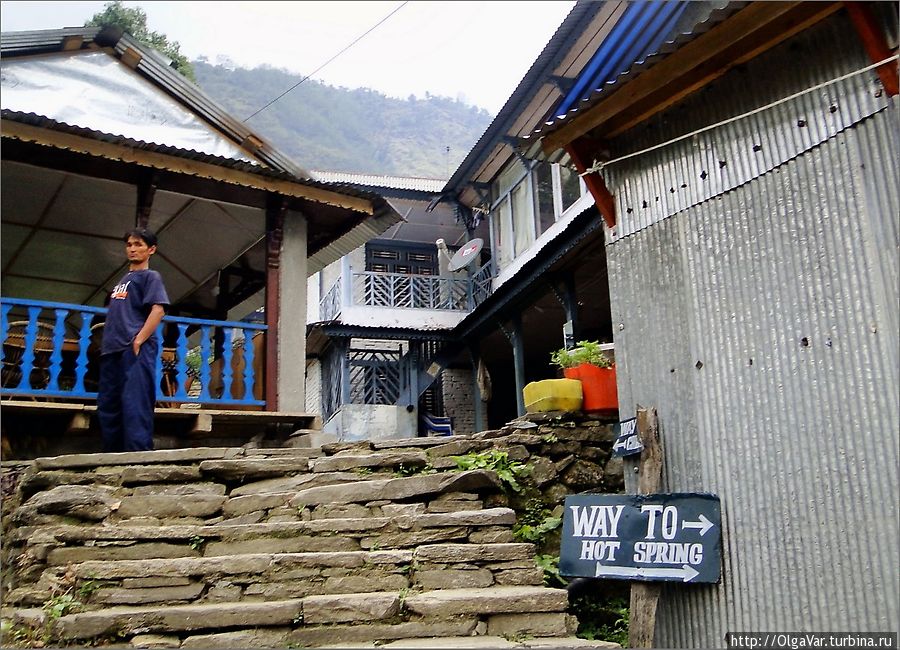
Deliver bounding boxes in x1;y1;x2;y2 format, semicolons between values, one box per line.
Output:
563;363;618;413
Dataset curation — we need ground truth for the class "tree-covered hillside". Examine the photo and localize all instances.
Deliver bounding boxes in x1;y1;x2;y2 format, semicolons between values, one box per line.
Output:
193;60;494;179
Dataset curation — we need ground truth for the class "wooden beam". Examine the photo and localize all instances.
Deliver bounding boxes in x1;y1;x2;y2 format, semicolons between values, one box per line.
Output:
629;406;663;649
565;141;616;229
845;1;899;96
542;2;841;151
1;120;375;215
603;1;843;137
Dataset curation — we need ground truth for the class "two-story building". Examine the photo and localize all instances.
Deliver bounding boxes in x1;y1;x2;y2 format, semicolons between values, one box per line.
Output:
0;25;403;453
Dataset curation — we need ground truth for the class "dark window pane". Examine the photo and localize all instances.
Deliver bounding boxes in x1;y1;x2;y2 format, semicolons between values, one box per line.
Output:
534;164;555;235
560;165;582;212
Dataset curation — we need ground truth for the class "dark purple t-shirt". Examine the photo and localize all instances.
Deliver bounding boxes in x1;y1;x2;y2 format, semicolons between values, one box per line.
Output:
101;269;170;355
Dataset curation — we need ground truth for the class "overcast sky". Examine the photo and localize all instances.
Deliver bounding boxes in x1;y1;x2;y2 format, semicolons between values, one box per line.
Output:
0;1;576;114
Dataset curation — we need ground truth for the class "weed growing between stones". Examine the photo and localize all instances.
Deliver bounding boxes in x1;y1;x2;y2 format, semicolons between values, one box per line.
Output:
450;450;529;493
394;462;436;477
1;564;89;648
535;554;566;588
513;498;562;546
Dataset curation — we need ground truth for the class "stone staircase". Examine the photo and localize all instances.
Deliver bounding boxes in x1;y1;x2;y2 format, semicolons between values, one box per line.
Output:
1;421;622;649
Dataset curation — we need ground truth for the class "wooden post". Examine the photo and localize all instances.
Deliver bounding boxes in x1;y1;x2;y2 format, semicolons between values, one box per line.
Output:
628;405;663;648
845;2;899;96
565;139;616;229
264;195;286;412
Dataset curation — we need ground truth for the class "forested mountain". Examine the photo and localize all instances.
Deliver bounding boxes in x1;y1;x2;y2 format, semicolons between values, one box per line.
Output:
193;60;494;179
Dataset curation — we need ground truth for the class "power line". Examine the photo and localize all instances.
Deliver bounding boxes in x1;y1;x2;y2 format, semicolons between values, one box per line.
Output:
242;1;408;123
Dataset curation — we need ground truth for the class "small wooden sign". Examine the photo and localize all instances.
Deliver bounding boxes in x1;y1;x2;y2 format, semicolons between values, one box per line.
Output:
611;417;642;457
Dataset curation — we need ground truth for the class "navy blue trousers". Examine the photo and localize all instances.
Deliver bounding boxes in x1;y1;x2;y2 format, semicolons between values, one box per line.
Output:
97;346;156;452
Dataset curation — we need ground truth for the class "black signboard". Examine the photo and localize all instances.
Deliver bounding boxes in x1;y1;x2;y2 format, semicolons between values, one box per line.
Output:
560;493;721;583
611;417;642;457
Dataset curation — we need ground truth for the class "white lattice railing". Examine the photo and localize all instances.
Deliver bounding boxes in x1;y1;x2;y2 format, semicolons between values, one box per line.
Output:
320;276;343;321
319;266;496;321
353;272;469;311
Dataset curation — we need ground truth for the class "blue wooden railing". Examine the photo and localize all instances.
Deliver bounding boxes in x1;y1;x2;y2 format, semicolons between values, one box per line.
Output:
1;297;266;406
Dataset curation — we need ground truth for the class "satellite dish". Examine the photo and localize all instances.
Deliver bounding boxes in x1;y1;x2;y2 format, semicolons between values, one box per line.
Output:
448;238;484;272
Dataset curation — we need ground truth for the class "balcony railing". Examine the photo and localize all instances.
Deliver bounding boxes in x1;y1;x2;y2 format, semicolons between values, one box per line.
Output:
319;263;495;320
1;297;266;407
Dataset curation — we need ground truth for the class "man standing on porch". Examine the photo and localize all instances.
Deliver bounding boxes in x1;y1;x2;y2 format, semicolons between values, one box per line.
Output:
98;228;170;452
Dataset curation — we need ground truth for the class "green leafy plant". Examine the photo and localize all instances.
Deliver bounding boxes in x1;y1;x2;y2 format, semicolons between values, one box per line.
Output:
550;340;613;370
189;535;204;551
451;450;529;493
572;594;629;645
76;579;100;602
514;514;562;545
513;498;562;546
542;433;559;444
534;554;568;588
44;593;80;620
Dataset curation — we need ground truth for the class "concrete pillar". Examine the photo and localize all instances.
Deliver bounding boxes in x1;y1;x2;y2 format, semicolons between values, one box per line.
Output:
277;211;308;411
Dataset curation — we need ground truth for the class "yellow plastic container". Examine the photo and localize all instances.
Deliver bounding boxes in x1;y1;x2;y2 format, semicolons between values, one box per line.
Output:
523;378;583;413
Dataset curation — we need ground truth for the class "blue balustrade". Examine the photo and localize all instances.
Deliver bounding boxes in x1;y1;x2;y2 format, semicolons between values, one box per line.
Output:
0;297;267;407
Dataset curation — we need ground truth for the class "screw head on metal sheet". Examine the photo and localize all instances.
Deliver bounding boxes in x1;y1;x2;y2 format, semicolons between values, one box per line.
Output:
618;323;625;331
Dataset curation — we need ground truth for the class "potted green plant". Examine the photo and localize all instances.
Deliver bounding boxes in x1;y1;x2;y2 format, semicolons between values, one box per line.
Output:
550;340;618;413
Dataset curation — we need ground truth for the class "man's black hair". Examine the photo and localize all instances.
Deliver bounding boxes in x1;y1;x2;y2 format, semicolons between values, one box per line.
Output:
124;228;158;248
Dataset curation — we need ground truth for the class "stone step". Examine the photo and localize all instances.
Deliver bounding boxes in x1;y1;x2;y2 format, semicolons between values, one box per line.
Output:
7;586;581;645
9;542;542;607
315;637;620;649
12;505;516;546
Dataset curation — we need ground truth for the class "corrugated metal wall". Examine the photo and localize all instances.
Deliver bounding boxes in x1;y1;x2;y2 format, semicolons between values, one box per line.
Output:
605;11;899;647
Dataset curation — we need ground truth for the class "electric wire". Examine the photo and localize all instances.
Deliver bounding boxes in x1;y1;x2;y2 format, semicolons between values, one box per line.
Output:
242;1;408;123
579;54;900;175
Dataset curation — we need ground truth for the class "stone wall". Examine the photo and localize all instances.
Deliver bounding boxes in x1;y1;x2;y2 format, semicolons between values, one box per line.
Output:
441;367;478;435
0;411;624;647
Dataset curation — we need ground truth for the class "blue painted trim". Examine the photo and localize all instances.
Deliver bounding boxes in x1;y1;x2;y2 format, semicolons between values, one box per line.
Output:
1;297;106;313
554;1;688;118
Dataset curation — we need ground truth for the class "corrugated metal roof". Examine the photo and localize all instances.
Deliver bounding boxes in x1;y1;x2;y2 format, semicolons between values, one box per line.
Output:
0;27;308;178
529;2;748;141
0;26;102;53
553;0;690;117
441;0;606;195
0;109;384;203
311;171;446;194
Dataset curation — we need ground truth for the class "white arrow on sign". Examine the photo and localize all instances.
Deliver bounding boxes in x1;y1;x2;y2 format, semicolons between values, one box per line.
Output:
612;438;627;451
595;563;700;582
681;514;714;536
